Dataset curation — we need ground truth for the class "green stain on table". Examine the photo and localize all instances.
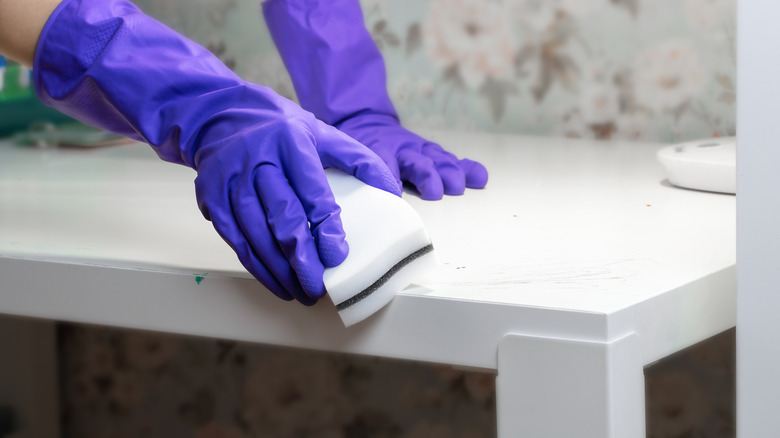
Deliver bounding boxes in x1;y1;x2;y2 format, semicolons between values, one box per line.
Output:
195;273;208;284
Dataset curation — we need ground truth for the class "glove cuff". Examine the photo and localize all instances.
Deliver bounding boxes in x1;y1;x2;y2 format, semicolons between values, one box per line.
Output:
263;0;400;126
33;0;74;107
32;0;255;167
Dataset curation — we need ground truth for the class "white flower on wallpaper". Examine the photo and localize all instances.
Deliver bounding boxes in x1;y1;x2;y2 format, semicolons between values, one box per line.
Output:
683;0;735;29
423;0;516;89
556;58;622;139
633;40;707;112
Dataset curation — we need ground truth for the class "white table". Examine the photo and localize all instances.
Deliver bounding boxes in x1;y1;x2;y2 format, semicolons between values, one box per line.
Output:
0;131;735;437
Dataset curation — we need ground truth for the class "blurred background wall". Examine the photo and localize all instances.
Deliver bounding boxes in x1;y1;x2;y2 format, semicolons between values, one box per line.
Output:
56;0;737;437
133;0;736;142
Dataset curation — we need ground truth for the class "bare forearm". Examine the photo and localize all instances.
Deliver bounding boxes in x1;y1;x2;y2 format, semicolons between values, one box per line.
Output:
0;0;62;67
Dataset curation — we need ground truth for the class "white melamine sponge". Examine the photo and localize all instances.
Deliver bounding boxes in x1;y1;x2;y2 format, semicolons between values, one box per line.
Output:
323;169;437;327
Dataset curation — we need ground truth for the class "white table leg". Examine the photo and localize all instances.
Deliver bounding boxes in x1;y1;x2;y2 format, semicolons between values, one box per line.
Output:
0;316;60;438
496;332;644;437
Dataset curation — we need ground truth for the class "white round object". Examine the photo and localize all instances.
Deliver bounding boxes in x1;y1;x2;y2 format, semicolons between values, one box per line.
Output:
657;136;736;194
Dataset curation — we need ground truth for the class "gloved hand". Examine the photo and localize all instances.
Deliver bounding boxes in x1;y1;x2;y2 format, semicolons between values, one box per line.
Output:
263;0;488;200
34;0;400;305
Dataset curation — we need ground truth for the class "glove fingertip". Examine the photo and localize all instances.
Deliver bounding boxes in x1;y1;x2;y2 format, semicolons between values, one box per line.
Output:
297;294;320;307
356;159;403;197
351;166;402;197
443;182;466;196
296;267;328;300
319;235;349;268
420;192;444;201
419;181;444;200
311;211;349;267
461;159;489;189
307;284;328;300
437;163;466;196
273;290;295;302
384;172;403;197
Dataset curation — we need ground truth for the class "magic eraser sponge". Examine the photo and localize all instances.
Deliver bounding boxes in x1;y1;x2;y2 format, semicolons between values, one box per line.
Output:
323;169;437;327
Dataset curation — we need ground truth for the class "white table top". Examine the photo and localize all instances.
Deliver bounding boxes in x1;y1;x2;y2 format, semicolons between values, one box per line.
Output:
0;131;735;370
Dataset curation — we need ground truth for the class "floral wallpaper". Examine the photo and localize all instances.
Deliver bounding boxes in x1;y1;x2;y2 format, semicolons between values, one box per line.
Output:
381;0;736;141
60;323;734;438
59;323;497;438
58;0;737;437
132;0;735;143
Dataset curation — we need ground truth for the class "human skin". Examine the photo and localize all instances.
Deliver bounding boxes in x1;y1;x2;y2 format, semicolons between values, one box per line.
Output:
0;0;63;66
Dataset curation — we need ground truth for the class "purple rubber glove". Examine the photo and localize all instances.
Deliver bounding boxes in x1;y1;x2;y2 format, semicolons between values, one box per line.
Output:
34;0;400;305
263;0;488;200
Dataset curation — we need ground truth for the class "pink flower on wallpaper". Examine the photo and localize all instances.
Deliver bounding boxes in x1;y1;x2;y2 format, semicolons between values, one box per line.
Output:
423;0;516;89
633;40;706;112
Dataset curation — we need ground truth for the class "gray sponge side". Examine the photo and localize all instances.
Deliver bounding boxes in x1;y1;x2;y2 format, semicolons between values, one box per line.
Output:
335;244;434;311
